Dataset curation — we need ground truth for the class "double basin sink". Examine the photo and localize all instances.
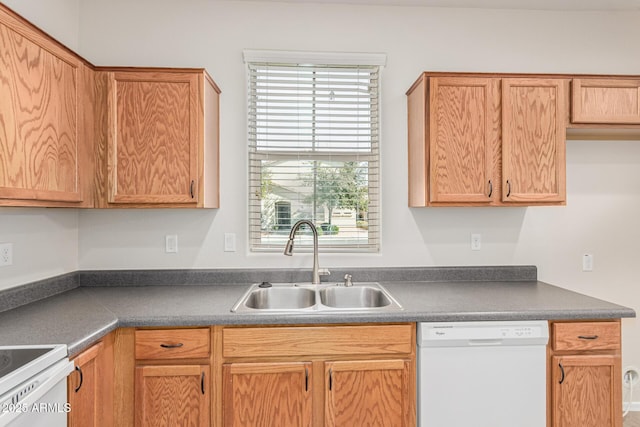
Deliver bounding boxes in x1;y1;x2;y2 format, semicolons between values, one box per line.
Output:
231;282;403;313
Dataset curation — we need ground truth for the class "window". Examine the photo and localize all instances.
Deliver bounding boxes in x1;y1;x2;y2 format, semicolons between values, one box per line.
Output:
245;50;385;252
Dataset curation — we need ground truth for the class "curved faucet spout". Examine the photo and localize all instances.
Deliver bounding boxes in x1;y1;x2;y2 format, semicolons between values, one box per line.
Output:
284;220;321;284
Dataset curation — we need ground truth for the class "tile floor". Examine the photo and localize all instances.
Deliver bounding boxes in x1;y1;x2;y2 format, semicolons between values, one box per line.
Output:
625;411;640;427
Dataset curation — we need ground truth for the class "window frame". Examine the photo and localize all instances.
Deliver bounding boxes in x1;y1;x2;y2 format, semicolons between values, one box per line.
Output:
244;50;386;253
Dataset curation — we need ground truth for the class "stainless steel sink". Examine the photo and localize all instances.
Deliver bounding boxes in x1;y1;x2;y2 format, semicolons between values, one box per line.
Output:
243;287;316;310
231;282;403;313
319;286;392;308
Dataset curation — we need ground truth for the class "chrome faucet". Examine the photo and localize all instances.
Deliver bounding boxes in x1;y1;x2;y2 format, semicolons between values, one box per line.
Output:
284;220;326;284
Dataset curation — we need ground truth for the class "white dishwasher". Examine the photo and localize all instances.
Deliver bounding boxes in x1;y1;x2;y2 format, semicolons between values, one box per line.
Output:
417;321;549;427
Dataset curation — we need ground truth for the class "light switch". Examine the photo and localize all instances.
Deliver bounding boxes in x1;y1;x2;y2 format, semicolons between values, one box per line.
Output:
582;254;593;272
165;235;178;253
224;233;236;252
471;234;481;251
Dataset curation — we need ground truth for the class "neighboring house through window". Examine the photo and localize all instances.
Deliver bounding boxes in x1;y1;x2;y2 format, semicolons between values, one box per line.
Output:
244;50;385;252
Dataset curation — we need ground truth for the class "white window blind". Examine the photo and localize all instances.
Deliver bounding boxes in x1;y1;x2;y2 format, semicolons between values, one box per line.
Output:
246;52;382;252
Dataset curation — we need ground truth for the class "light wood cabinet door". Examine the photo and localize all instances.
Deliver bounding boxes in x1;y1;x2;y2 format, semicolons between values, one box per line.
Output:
107;71;200;205
325;359;411;427
101;68;220;208
408;73;567;207
135;364;210;427
502;78;568;203
551;355;622;427
572;79;640;124
222;362;312;427
0;6;86;205
68;343;101;427
427;77;500;204
68;337;113;427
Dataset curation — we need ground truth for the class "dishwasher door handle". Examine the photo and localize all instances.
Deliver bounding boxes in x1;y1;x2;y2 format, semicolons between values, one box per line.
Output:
468;339;504;346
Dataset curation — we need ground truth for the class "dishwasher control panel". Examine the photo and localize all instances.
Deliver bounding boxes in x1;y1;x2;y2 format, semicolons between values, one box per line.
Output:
418;321;549;347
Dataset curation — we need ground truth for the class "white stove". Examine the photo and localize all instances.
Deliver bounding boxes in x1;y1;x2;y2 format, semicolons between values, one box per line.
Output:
0;345;73;426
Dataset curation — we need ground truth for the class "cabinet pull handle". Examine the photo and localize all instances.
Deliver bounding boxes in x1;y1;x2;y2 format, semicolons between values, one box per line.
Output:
329;368;333;391
74;366;83;392
160;343;184;349
201;371;205;395
190;180;195;199
558;363;565;384
305;367;309;392
488;180;493;198
578;335;599;340
506;180;511;197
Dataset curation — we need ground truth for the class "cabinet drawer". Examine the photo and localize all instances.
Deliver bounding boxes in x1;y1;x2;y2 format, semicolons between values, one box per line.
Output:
552;321;620;351
135;328;210;359
222;324;413;358
572;79;640;124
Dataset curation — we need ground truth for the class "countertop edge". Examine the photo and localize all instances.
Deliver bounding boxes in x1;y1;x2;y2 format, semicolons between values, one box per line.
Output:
67;307;635;357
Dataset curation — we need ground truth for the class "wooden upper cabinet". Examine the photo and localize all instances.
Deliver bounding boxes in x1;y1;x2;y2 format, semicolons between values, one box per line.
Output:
407;75;500;207
501;78;568;204
101;68;220;208
572;79;640;124
0;5;91;206
428;77;500;204
407;73;567;207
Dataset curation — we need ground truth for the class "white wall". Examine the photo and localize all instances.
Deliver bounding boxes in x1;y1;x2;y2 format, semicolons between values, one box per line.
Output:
75;0;640;379
1;0;79;50
0;0;80;290
0;209;79;290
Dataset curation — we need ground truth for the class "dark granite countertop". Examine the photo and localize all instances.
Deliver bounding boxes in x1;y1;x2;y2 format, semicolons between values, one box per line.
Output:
0;274;634;357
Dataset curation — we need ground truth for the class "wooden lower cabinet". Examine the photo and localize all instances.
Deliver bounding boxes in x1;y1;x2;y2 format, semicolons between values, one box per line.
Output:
72;321;630;427
132;328;212;427
68;335;114;427
135;365;210;427
551;355;620;427
549;320;622;427
325;359;411;427
217;324;416;427
110;327;213;427
222;362;312;426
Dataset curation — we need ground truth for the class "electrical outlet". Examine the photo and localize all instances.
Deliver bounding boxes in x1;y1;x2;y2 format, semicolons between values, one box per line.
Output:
624;366;640;387
0;243;13;266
